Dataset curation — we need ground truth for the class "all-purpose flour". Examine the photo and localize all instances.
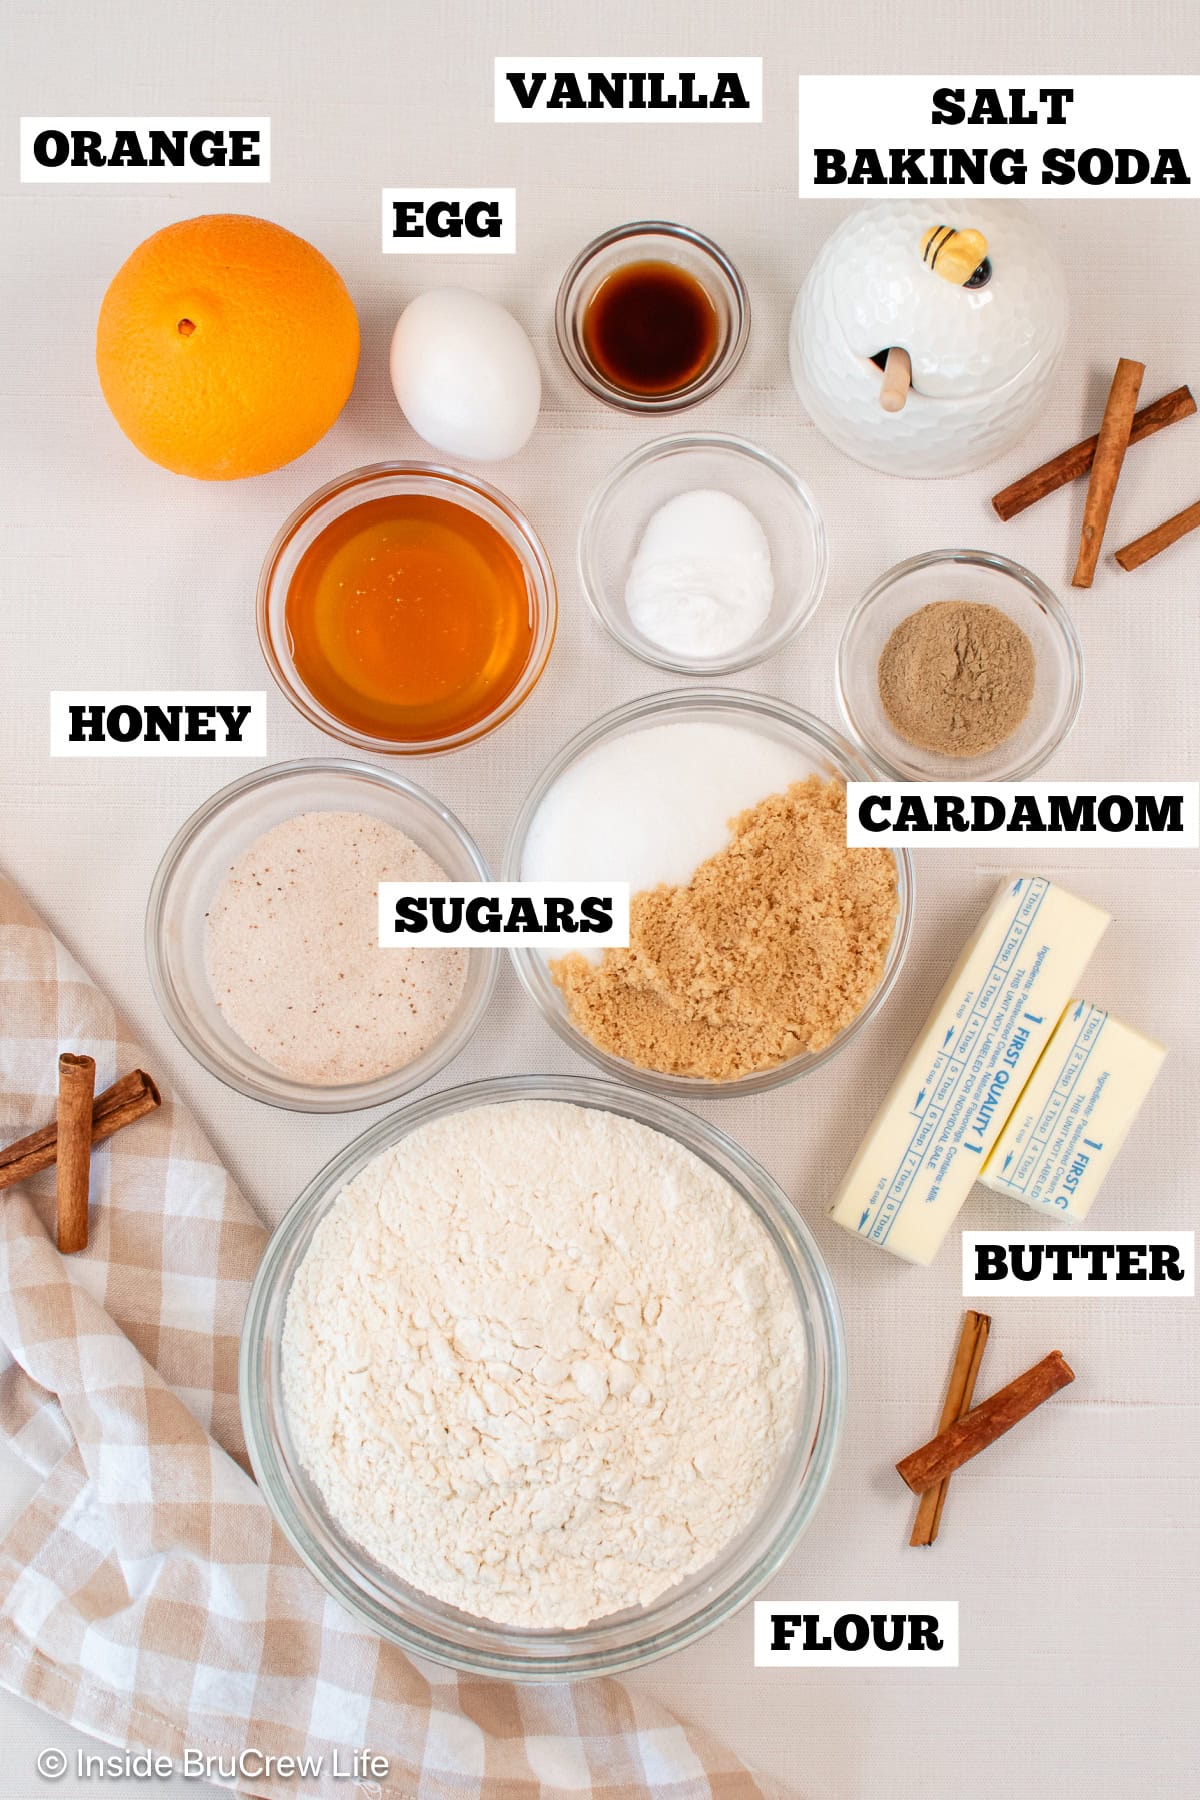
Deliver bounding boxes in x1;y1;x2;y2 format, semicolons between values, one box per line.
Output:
282;1100;806;1629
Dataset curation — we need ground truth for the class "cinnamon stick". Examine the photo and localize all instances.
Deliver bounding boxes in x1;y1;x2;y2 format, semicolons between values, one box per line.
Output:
56;1054;95;1255
1072;358;1145;587
1115;496;1200;572
992;385;1195;521
0;1068;161;1192
896;1350;1075;1495
910;1310;990;1546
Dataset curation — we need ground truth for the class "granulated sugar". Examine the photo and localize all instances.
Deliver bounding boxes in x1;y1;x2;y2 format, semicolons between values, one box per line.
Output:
521;721;810;963
205;810;465;1085
281;1100;805;1629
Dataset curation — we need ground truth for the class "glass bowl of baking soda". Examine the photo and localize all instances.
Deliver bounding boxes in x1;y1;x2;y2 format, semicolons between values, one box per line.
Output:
578;434;829;674
240;1073;845;1680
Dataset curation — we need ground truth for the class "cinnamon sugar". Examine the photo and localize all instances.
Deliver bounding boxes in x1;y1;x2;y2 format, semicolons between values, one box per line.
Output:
205;811;466;1086
551;777;896;1079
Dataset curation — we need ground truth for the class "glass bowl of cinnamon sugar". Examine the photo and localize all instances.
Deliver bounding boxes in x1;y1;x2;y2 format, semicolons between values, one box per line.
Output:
837;549;1083;781
503;690;914;1097
146;760;497;1113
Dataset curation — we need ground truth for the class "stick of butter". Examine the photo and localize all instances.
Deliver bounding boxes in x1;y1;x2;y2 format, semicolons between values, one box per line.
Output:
829;876;1110;1265
980;1002;1165;1224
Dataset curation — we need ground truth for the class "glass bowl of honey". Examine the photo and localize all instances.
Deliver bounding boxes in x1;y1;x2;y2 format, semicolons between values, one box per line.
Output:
257;463;557;755
555;222;750;414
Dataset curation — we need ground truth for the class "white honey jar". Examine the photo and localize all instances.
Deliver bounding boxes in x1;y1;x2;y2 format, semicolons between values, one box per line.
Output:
789;199;1068;478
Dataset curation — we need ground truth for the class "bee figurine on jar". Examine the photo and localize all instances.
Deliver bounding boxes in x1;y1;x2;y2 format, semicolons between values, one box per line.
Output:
789;200;1068;478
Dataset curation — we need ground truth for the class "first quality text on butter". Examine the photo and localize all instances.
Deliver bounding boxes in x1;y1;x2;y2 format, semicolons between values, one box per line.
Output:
980;1003;1166;1223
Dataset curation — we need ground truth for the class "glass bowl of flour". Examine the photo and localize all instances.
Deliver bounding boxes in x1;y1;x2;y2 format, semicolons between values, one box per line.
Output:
146;759;497;1112
578;434;828;674
241;1075;845;1679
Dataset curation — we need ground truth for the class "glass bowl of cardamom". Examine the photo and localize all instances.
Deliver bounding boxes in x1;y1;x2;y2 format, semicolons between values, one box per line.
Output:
837;548;1083;780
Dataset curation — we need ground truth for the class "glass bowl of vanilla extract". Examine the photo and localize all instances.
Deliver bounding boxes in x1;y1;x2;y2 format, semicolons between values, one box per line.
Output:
555;221;750;414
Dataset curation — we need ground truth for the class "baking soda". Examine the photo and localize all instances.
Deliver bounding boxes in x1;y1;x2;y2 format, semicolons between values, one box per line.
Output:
625;489;773;658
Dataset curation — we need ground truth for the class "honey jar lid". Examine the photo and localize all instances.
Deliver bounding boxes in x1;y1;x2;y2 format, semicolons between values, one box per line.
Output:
820;199;1068;400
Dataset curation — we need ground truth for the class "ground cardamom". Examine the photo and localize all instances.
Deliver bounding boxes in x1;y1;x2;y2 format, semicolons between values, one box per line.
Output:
877;600;1035;758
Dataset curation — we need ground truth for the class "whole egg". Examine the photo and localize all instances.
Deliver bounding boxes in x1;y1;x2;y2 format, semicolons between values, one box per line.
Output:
390;288;542;462
789;200;1068;478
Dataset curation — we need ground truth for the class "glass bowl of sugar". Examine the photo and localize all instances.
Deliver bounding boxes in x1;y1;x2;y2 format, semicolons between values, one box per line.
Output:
578;434;829;675
504;689;913;1097
145;759;497;1113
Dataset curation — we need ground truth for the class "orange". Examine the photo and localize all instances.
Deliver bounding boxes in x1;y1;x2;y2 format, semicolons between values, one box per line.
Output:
96;214;360;480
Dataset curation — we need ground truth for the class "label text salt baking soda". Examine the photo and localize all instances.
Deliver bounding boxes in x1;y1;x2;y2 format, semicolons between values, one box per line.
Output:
797;77;1199;196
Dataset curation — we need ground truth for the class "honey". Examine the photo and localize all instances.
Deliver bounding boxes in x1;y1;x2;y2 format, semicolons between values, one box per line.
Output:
581;260;720;398
284;493;535;744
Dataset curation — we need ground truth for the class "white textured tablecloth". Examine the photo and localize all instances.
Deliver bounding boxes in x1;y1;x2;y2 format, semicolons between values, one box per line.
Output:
4;3;1199;1796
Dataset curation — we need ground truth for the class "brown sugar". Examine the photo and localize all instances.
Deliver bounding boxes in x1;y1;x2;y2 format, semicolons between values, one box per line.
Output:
877;600;1035;758
551;777;897;1080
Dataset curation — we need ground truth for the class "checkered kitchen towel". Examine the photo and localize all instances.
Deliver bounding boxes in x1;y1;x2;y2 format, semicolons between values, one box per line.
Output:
0;873;783;1800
